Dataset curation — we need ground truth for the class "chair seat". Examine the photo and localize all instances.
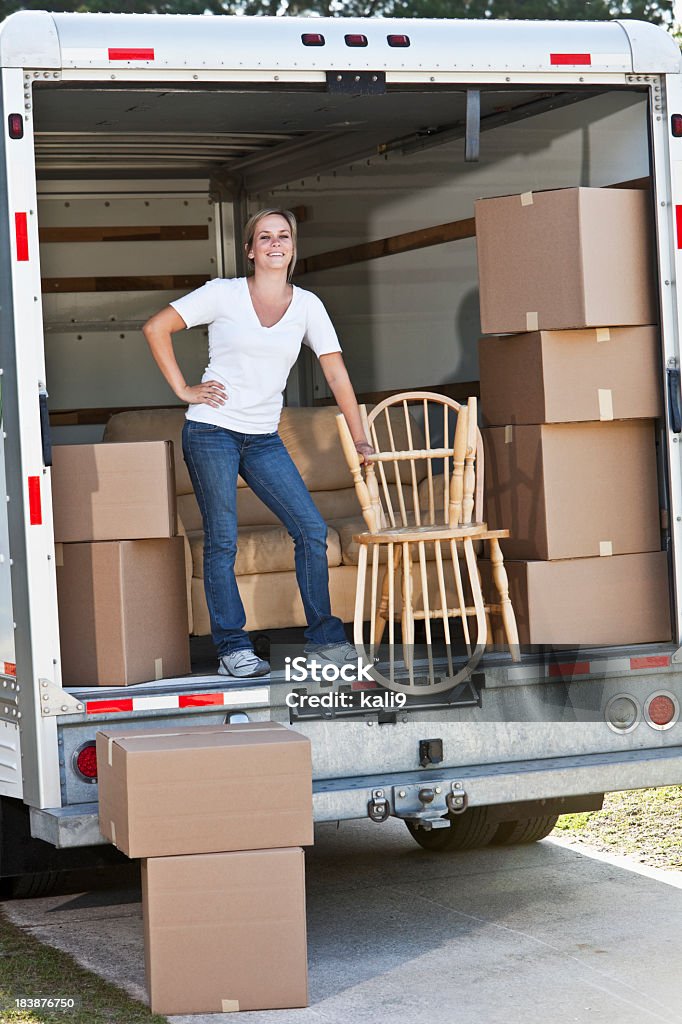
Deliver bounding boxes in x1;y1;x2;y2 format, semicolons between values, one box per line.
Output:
353;524;510;545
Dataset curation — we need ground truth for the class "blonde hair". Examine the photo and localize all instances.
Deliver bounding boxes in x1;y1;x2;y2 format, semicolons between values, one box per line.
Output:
243;208;297;283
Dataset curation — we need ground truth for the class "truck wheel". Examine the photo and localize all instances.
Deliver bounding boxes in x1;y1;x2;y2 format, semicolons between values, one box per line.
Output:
2;870;61;899
490;815;559;846
405;807;498;852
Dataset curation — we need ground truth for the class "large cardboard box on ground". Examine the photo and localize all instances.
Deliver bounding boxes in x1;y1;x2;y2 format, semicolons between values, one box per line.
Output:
57;537;189;686
143;847;308;1014
479;327;662;426
96;721;313;857
480;551;671;646
52;441;176;542
475;187;656;334
483;421;660;561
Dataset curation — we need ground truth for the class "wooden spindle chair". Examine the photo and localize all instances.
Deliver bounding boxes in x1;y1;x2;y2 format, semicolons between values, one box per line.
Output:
336;392;520;694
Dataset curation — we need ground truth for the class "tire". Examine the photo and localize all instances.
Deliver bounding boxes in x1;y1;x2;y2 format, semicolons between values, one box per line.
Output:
490;815;560;846
3;870;62;899
406;806;499;852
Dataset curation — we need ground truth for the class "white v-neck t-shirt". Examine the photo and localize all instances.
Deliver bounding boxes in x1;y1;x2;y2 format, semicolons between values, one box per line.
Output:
170;277;342;434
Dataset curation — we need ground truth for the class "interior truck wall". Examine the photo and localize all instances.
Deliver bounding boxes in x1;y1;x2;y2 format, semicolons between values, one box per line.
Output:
255;92;649;399
37;182;217;445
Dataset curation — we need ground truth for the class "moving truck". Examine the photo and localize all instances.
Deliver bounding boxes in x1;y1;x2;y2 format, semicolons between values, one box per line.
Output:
1;9;682;891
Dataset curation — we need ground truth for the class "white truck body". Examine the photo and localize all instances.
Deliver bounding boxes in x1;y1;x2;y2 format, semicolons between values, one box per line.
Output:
0;10;681;865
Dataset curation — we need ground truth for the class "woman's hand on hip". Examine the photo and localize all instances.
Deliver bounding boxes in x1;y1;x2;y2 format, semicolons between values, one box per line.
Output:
176;381;227;407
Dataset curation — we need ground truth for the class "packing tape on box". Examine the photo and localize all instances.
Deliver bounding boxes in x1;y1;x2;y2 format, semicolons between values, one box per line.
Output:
108;736;114;766
520;191;533;206
504;425;513;444
599;540;613;556
598;388;614;421
110;820;116;845
54;543;63;567
154;657;163;680
526;312;539;331
596;328;611;342
221;1000;240;1012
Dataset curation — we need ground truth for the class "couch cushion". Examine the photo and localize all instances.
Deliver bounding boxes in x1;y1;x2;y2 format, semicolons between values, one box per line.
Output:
187;522;342;578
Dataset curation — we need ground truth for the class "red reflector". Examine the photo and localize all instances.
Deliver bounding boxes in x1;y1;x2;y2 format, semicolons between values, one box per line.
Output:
647;694;676;726
179;693;224;708
345;34;368;47
108;47;155;61
549;661;590;678
672;114;682;137
86;698;134;714
8;113;23;140
631;655;670;670
301;33;325;46
550;53;591;66
387;34;410;47
28;476;42;525
76;744;98;780
15;212;28;262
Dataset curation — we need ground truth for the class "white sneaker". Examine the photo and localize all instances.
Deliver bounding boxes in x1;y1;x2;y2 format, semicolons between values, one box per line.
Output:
218;649;270;678
303;641;360;668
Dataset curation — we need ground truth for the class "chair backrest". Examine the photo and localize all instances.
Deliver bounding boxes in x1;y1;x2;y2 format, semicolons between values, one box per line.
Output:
337;391;483;533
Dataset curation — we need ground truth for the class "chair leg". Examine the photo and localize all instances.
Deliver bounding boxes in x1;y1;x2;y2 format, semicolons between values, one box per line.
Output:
476;559;495;653
449;539;471;654
489;537;520;662
463;537;487;654
374;544;402;648
354;544;368;650
401;541;414;678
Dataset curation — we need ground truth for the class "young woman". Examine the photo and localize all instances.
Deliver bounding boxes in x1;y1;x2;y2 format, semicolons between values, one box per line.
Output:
143;208;373;678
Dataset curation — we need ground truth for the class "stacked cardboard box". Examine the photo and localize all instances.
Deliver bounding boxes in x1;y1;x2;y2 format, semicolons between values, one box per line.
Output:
475;186;671;647
51;441;190;685
96;721;312;1015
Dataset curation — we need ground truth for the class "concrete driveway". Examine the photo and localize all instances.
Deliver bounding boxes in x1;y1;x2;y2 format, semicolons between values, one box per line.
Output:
3;819;682;1024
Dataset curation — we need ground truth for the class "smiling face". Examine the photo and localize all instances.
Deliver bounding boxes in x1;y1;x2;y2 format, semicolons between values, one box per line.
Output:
245;212;296;280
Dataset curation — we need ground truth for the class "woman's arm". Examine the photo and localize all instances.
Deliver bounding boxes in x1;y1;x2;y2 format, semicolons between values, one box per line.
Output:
142;306;226;408
318;352;374;461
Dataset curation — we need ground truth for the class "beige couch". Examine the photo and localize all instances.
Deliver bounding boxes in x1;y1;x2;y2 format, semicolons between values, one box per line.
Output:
103;406;392;636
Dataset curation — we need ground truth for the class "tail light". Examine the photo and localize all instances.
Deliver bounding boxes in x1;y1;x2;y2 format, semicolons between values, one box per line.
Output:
301;33;325;46
387;34;410;47
73;741;98;782
8;113;23;140
345;34;368;47
605;693;640;733
644;692;678;730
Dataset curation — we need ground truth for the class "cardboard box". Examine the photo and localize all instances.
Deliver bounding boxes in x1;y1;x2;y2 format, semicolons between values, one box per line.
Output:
480;551;671;646
97;722;313;857
483;421;660;561
479;327;662;426
57;538;190;686
475;187;656;334
143;847;308;1015
52;441;176;542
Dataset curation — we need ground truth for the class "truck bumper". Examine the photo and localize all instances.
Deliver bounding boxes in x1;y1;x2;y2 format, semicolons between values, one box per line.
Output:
30;743;682;848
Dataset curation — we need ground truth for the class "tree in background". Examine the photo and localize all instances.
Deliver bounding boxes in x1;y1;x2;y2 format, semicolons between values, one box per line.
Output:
0;0;673;27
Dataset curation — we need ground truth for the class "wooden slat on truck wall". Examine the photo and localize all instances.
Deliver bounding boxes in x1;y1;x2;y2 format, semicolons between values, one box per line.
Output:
40;225;210;243
42;274;208;293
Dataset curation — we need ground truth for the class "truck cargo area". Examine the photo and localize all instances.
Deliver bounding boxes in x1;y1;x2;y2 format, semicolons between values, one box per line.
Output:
30;76;674;688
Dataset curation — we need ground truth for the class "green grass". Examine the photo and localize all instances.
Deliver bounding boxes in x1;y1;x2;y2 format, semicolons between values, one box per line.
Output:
555;786;682;868
0;909;167;1024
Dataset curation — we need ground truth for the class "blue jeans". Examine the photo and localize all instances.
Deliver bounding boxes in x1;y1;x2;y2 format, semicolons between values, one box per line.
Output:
182;420;347;656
